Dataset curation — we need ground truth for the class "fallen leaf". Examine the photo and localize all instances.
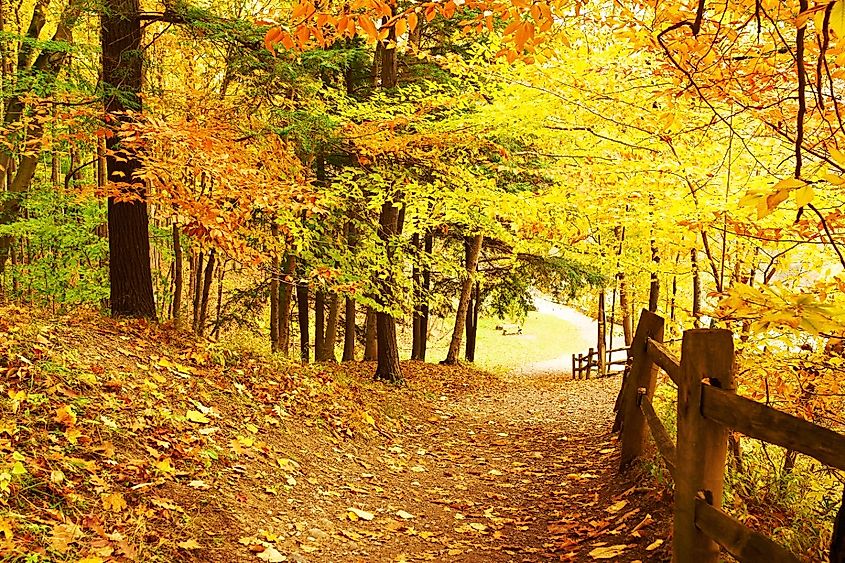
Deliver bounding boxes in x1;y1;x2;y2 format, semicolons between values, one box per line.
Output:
347;507;375;521
101;492;127;512
395;510;415;519
177;539;202;549
50;523;83;554
606;500;628;513
646;539;664;551
589;545;628;559
54;405;77;427
256;546;286;562
186;410;210;424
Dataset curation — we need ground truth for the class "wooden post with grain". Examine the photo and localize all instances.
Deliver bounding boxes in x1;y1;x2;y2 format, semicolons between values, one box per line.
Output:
673;329;734;563
619;309;664;469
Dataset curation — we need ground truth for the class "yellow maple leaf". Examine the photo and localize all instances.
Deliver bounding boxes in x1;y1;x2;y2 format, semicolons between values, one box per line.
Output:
101;492;127;512
54;405;77;427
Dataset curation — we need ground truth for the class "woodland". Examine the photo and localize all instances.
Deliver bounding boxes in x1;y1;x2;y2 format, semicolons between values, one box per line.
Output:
0;0;844;560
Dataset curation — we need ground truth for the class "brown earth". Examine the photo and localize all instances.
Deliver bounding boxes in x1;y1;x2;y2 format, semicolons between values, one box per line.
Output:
0;307;671;563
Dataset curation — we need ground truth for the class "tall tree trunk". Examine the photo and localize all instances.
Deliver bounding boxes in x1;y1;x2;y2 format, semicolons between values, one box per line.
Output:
411;232;422;360
51;150;60;186
97;136;106;188
373;201;402;382
342;221;357;362
278;254;295;355
314;290;326;360
102;0;155;319
444;234;483;365
192;250;204;332
364;307;377;361
323;293;340;362
343;296;356;361
648;238;660;312
196;249;215;336
597;290;607;377
172;223;182;326
419;231;433;361
619;271;633;346
296;279;310;363
269;226;280;352
465;280;480;362
691;248;701;328
211;259;226;339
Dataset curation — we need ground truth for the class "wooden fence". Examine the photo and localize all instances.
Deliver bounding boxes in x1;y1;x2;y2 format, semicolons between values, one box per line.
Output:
572;346;628;379
614;309;845;563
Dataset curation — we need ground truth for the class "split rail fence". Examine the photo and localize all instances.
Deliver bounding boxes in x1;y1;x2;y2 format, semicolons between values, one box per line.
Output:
614;309;845;563
572;346;628;379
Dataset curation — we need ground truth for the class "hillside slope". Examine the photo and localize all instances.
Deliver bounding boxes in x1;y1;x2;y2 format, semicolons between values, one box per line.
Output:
0;307;669;562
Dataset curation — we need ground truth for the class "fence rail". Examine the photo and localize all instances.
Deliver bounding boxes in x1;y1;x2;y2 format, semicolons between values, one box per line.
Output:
614;309;845;563
571;346;628;379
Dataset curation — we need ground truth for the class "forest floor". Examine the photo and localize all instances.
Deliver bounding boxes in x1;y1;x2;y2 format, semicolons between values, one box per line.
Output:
0;306;672;563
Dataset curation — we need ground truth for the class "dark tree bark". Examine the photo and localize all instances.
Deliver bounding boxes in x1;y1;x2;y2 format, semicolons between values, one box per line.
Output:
172;223;182;326
269;225;280;351
364;306;377;361
322;293;340;362
691;248;701;328
296;279;310;362
373;202;402;382
278;255;295;355
342;221;356;362
192;251;204;332
444;234;483;365
102;0;155;318
597;290;607;377
411;232;422;360
648;238;660;312
465;280;480;362
211;260;225;339
196;249;215;336
419;231;433;360
343;296;356;361
314;289;326;360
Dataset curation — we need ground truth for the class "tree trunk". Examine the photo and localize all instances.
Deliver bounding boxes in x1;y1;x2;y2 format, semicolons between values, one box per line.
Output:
342;221;356;362
296;279;310;362
375;308;402;382
444;234;483;365
278;254;295;355
343;296;356;361
97;135;106;188
411;232;422;360
192;251;204;332
420;231;433;361
314;289;326;360
364;306;377;361
323;293;340;362
465;280;480;362
172;223;182;326
691;248;701;328
269;224;280;351
597;290;607;377
196;249;215;336
648;238;660;312
211;259;225;339
373;201;402;382
102;0;155;319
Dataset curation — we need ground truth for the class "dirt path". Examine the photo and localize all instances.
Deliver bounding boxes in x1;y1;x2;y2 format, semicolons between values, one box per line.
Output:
250;369;672;563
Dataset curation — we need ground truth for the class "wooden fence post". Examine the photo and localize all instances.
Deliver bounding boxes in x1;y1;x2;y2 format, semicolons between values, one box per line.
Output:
619;309;664;469
586;347;594;379
674;329;735;563
572;354;577;380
